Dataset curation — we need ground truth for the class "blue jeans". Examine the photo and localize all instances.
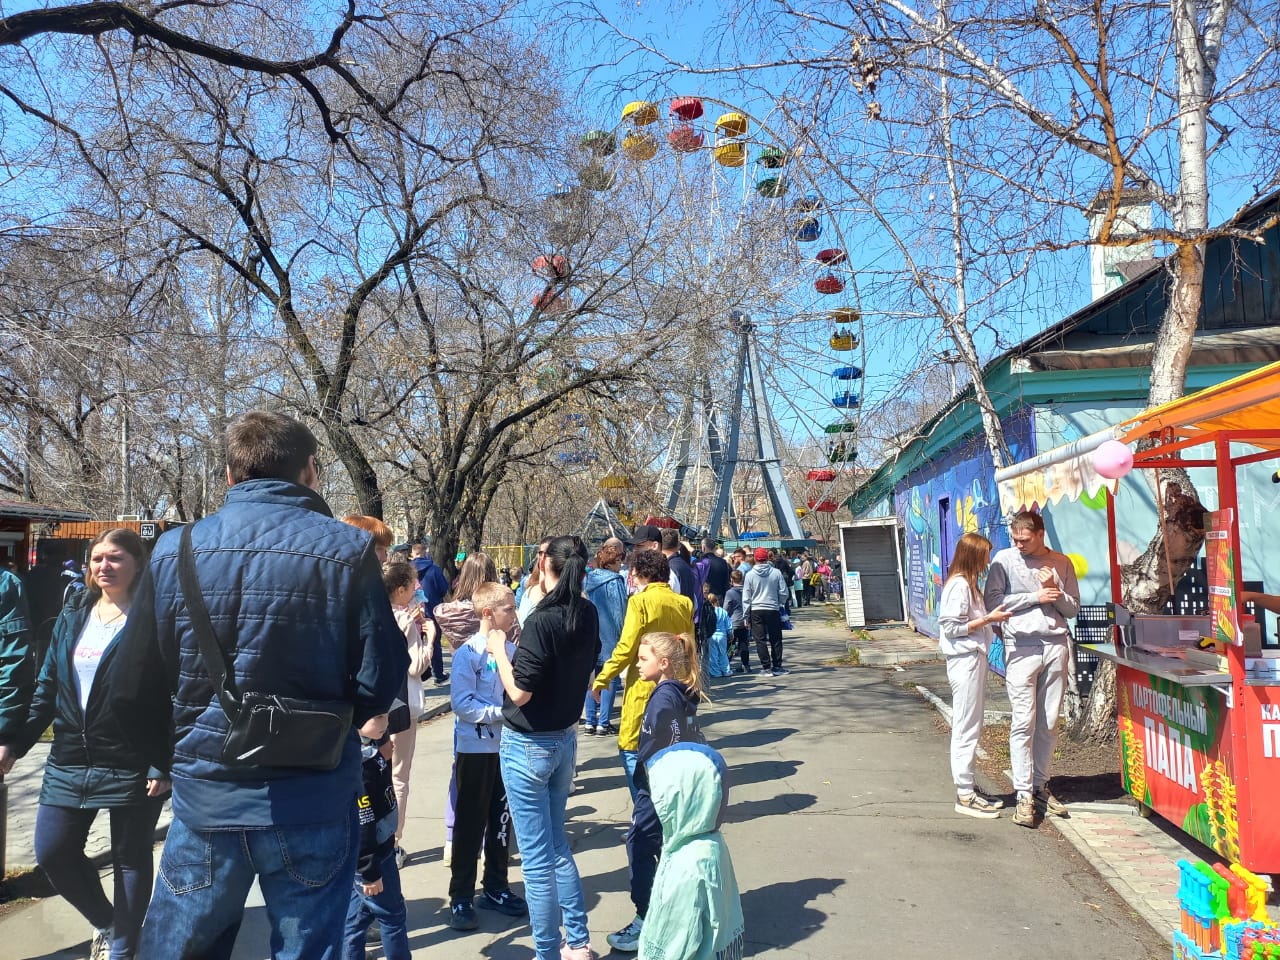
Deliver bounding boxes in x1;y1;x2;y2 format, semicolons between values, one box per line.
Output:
139;810;359;959
619;748;639;803
584;674;622;728
342;850;408;960
35;800;163;960
500;727;589;959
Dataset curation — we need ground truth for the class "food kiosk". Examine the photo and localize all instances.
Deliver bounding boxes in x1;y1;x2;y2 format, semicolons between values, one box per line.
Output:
995;361;1280;873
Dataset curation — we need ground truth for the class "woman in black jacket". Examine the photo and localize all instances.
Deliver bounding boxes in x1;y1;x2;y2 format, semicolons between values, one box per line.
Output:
487;535;600;960
10;528;169;960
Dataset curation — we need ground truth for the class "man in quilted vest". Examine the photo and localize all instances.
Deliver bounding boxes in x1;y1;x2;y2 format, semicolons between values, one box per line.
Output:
138;411;408;959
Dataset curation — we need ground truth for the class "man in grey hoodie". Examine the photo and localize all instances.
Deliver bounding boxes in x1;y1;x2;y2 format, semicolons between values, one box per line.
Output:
742;547;791;677
984;511;1080;828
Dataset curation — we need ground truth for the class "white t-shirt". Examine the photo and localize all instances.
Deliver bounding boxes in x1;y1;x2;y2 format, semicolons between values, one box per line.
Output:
74;609;127;712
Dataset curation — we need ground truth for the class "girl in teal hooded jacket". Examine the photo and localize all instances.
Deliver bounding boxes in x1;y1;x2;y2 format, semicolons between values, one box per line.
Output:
639;742;745;960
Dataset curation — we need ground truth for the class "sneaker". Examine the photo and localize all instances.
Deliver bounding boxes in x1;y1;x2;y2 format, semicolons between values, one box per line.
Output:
954;791;1000;819
1012;793;1039;828
365;921;382;945
595;724;615;736
394;845;408;870
975;789;1005;810
579;717;591;729
1034;785;1069;818
442;839;452;867
90;928;113;960
606;916;643;952
772;667;789;676
477;888;528;916
561;940;598;960
450;899;479;931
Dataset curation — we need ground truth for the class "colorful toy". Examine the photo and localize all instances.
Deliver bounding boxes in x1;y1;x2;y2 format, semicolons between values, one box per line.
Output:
1178;858;1229;953
1229;864;1272;923
1093;438;1134;479
1176;856;1274;960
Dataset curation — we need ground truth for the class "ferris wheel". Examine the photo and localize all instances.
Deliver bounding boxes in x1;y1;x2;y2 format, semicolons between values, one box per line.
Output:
536;95;867;542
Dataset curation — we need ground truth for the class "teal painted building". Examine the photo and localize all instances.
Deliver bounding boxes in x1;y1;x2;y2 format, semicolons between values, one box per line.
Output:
847;193;1280;653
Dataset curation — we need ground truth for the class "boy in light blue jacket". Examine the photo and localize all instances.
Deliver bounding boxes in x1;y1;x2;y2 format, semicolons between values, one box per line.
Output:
447;582;527;931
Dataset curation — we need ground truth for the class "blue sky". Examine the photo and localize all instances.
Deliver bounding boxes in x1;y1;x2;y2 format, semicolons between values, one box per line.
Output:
540;0;1277;468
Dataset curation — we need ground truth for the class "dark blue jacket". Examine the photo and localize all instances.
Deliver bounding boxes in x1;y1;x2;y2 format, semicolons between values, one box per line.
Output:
0;568;33;746
412;555;450;614
668;554;701;621
636;678;702;794
15;580;171;808
148;479;408;830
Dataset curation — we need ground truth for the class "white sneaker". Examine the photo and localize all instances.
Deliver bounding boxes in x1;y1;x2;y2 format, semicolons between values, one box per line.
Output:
90;928;113;960
954;791;1000;819
442;840;452;867
606;916;643;952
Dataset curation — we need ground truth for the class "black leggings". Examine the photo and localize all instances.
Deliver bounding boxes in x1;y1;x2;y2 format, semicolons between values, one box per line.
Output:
34;799;164;957
626;790;661;917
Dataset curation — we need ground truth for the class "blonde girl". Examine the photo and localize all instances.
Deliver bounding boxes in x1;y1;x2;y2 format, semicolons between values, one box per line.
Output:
938;532;1010;819
608;632;705;952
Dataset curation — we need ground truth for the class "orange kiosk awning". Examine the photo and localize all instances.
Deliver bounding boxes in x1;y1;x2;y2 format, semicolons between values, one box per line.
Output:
1116;358;1280;458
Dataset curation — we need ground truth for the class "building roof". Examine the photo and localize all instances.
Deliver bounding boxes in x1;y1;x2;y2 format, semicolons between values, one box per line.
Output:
847;189;1280;514
0;500;93;523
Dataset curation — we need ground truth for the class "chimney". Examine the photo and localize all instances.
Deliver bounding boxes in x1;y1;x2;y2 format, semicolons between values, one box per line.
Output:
1085;188;1155;300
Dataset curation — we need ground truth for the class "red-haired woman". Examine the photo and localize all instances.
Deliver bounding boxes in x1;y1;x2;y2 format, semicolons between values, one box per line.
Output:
938;532;1010;820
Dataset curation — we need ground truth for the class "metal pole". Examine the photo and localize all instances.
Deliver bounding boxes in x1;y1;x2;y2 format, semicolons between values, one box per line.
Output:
708;322;750;541
120;409;131;516
746;330;806;540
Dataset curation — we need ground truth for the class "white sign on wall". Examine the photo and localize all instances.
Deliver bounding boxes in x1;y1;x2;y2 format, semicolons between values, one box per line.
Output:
844;571;865;628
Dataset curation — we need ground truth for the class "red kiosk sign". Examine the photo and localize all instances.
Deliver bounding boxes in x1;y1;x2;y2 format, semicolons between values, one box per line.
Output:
1205;509;1240;646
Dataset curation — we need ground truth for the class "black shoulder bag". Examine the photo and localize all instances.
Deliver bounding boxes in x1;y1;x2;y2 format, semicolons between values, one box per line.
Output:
178;524;354;770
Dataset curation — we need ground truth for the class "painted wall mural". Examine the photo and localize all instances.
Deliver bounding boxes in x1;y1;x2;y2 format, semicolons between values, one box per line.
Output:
894;409;1034;669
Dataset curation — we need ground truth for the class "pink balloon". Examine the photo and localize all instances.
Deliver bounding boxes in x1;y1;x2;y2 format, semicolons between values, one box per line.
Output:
1093;440;1133;480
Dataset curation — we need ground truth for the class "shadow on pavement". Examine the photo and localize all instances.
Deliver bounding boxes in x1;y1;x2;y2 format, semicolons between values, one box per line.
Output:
727;758;802;786
1050;771;1127;803
710;727;799;751
567;819;628;856
701;706;772;724
741;876;844;956
725;793;818;824
574;753;623;774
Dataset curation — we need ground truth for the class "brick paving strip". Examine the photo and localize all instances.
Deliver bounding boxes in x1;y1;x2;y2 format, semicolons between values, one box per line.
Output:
1050;808;1184;943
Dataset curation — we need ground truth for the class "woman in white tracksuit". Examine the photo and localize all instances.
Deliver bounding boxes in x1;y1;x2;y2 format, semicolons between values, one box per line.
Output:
937;532;1011;819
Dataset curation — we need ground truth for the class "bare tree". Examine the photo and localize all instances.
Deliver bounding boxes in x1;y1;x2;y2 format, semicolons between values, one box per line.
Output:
578;0;1280;737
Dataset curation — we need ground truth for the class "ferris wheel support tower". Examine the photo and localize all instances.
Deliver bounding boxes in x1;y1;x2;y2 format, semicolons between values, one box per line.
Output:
705;313;806;542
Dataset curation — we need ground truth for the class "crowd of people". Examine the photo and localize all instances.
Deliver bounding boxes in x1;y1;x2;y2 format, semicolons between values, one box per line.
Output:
0;411;771;960
0;407;1099;958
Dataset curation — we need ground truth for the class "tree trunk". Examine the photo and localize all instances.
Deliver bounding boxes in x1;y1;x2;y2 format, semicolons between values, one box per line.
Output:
938;31;1010;471
321;418;382;518
427;504;462;583
1071;470;1206;742
1070;0;1221;744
